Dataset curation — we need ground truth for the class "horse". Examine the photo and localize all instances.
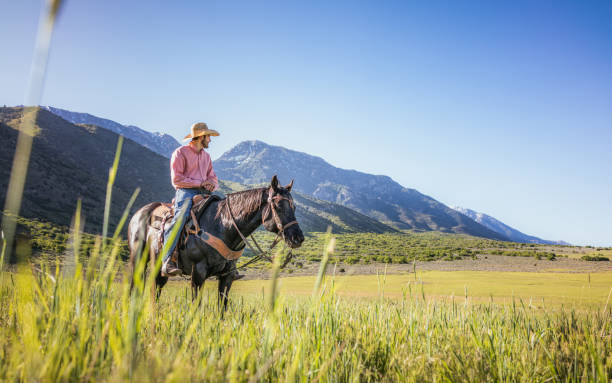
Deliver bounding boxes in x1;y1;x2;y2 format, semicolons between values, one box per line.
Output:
127;175;305;310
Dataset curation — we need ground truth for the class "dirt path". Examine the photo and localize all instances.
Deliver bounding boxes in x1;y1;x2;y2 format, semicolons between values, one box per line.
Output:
242;255;612;280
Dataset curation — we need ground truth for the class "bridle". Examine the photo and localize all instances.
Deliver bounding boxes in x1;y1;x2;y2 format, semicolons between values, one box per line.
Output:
221;190;298;275
261;192;299;235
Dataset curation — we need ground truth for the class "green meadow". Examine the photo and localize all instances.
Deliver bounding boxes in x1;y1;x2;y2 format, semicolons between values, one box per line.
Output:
3;196;612;382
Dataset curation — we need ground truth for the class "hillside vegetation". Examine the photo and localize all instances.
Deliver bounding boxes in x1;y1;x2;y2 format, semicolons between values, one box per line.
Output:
8;214;609;270
246;231;589;265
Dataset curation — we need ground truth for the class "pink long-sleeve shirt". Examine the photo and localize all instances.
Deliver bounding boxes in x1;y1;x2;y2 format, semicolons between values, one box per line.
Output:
170;144;218;190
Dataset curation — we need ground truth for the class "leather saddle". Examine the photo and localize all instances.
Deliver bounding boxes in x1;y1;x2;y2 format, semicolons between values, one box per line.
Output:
149;193;221;233
147;193;244;261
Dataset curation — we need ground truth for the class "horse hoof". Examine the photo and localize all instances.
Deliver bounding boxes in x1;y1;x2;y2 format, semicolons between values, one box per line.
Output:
233;274;245;280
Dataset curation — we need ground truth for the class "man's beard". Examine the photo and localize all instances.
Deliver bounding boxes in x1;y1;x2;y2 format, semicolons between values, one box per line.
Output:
203;141;209;148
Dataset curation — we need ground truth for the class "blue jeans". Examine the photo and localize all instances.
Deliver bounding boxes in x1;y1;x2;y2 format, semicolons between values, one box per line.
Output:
161;188;201;263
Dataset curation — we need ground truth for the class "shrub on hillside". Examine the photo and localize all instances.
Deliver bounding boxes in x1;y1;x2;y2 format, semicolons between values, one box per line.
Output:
581;255;609;261
344;256;360;264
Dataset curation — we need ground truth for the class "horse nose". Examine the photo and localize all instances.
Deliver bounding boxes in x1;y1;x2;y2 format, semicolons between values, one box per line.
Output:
292;232;304;248
285;230;302;248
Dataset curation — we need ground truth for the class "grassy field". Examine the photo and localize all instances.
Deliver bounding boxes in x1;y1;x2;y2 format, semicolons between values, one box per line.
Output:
2;217;611;381
2;213;611;381
1;236;611;382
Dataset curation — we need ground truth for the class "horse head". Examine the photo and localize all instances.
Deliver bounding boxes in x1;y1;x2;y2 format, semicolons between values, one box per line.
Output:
262;175;304;249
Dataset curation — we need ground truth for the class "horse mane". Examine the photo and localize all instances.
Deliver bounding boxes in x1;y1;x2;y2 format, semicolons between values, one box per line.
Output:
215;187;267;226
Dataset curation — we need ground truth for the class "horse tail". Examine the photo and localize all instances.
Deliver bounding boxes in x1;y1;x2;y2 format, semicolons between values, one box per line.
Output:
128;202;161;287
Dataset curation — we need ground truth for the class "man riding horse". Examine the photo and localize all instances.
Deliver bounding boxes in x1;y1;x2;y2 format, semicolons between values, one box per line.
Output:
128;123;305;306
161;122;219;277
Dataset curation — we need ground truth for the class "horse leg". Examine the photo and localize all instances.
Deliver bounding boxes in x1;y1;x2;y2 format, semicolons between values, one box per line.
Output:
191;261;207;303
191;264;197;301
217;274;233;314
151;237;168;301
190;264;200;302
191;281;202;302
155;275;168;301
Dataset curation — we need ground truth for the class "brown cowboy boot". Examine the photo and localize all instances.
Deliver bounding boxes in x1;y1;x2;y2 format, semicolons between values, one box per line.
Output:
161;248;181;277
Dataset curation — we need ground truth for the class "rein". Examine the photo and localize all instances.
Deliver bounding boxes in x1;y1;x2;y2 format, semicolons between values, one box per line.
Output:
220;192;298;276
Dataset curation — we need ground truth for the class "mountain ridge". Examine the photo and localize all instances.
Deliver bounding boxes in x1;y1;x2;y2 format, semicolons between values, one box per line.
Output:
452;206;570;245
214;140;510;241
41;106;180;158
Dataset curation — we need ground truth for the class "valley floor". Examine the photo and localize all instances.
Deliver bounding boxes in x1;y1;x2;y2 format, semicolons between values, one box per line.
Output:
221;270;612;306
241;254;612;281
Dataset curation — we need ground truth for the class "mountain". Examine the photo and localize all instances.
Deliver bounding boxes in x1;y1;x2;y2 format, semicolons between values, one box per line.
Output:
218;182;396;234
292;191;397;233
452;207;569;245
1;107;394;234
214;140;509;241
1;107;176;233
41;106;180;158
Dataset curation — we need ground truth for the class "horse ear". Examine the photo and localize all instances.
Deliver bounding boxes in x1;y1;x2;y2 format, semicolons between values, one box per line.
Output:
285;179;294;192
270;175;279;191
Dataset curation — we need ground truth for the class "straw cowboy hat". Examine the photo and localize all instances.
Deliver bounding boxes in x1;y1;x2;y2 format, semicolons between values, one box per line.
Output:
183;122;220;141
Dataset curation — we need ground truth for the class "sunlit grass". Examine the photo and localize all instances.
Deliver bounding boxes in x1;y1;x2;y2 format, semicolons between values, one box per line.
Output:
228;271;612;306
2;257;611;381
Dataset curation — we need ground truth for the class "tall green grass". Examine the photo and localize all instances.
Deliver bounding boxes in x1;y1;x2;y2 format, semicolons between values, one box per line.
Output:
1;223;611;381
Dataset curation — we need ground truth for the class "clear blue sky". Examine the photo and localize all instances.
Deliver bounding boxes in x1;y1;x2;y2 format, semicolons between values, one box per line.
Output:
2;0;611;246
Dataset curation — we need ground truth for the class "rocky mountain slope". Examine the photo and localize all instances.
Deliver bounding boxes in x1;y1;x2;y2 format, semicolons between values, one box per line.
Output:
41;106;180;158
214;140;509;240
452;207;569;245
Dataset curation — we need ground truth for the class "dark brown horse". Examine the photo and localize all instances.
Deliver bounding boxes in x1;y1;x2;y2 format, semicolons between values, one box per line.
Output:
127;175;304;309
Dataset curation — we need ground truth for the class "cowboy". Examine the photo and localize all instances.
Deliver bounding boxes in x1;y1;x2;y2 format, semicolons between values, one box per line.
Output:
161;122;219;276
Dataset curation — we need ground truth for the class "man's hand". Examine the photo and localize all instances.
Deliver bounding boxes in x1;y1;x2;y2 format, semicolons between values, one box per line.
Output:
200;181;215;192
